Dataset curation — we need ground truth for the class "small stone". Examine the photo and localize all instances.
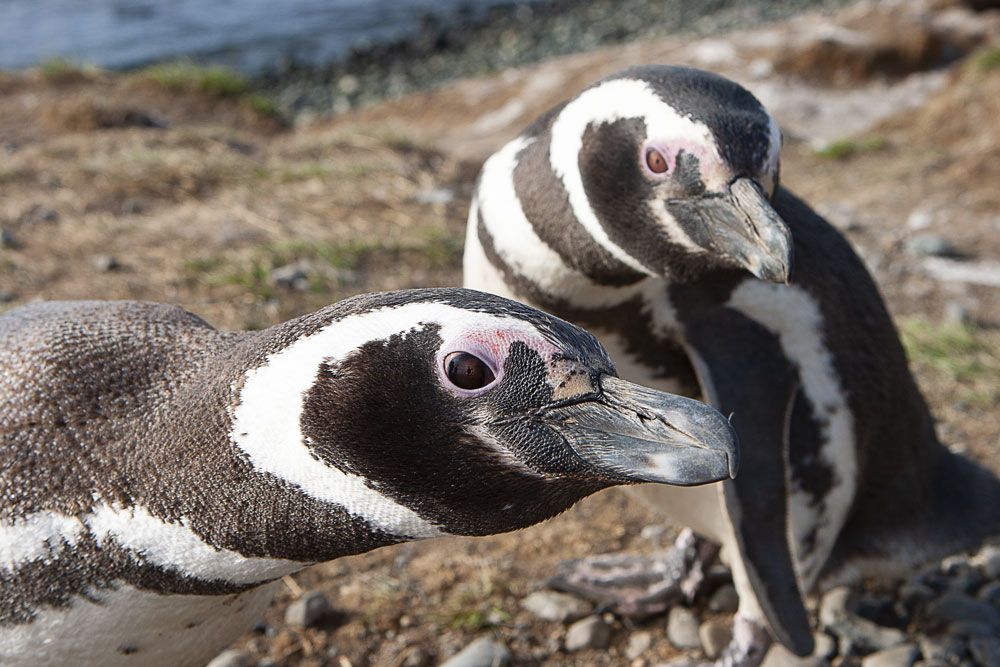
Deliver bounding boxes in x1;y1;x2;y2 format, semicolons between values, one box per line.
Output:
0;228;16;248
759;645;822;667
205;649;251;667
93;254;120;272
919;634;968;663
440;636;511;667
284;590;329;627
820;587;905;655
906;207;935;231
521;591;592;623
972;545;1000;579
968;636;1000;667
270;260;311;291
977;580;1000;606
625;631;652;660
565;616;612;652
396;646;431;667
699;619;732;660
0;290;14;303
941;555;971;575
640;524;667;542
925;594;1000;634
415;187;454;205
947;619;997;637
905;233;955;257
708;584;740;613
667;606;701;650
897;582;936;613
860;643;919;667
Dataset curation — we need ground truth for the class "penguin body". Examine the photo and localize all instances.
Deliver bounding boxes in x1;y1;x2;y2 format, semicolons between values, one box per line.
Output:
465;65;1000;663
0;289;739;667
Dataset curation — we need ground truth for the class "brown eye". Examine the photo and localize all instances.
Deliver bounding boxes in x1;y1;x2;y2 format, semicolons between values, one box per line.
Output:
445;352;496;390
646;148;668;174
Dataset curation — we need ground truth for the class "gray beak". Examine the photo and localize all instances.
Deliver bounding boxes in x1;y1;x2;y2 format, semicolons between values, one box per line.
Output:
667;177;792;283
545;375;739;486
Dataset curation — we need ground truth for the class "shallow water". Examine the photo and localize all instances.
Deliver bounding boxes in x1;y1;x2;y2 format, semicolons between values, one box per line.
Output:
0;0;528;72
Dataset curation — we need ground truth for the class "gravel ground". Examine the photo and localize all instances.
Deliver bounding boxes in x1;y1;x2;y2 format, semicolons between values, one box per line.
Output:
253;0;856;118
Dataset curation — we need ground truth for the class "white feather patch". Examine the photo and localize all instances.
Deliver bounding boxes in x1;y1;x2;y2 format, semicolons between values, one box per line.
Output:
548;78;723;266
229;301;556;539
726;281;857;586
469;135;645;308
0;505;300;584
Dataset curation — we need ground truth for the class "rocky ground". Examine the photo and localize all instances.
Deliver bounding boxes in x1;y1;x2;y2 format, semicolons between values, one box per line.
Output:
1;0;1000;665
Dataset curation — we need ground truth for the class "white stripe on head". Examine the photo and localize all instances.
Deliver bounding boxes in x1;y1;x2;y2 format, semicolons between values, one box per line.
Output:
0;505;300;584
469;136;646;308
229;301;564;539
548;78;725;269
726;282;857;587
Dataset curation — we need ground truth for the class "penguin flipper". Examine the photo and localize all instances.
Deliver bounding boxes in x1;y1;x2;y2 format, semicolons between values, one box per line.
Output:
682;305;814;657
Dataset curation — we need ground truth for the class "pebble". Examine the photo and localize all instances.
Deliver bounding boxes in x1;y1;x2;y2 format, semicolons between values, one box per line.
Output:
439;636;511;667
905;233;955;257
972;545;1000;579
624;631;652;660
395;646;431;667
0;290;14;303
924;594;1000;634
640;524;667;542
666;606;701;650
93;254;120;272
270;260;311;291
204;649;251;667
0;228;16;249
284;590;330;627
968;637;1000;667
977;581;1000;606
564;616;612;652
860;643;919;667
897;582;936;614
699;619;732;660
820;587;906;655
943;300;970;326
919;634;968;664
414;187;454;205
708;583;740;613
521;590;592;623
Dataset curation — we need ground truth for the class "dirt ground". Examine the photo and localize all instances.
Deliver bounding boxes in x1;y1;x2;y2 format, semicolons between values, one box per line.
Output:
1;2;998;665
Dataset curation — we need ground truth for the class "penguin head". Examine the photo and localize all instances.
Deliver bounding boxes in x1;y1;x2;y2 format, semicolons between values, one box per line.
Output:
232;288;737;539
542;65;791;283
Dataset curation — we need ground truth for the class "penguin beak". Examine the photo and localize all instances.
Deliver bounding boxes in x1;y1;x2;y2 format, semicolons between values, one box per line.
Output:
545;375;739;486
667;177;792;283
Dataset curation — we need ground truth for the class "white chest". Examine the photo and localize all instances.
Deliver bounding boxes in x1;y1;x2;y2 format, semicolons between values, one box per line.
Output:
0;582;279;667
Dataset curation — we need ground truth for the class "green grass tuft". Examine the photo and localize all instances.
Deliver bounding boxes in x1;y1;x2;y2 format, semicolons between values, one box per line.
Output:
814;137;889;160
973;44;1000;73
900;319;994;382
139;62;249;97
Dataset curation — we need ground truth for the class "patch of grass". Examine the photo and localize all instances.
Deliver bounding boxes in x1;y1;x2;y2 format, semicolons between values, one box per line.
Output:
247;93;279;117
276;163;331;181
139;62;249;97
37;57;91;83
419;227;464;270
814;136;889;160
973;44;1000;73
437;584;510;632
189;237;383;302
900;318;997;382
0;168;32;185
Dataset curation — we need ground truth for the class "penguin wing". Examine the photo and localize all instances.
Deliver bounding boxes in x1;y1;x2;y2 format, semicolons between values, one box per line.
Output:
681;304;814;656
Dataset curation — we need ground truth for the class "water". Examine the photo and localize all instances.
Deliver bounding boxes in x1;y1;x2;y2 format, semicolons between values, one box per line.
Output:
0;0;526;72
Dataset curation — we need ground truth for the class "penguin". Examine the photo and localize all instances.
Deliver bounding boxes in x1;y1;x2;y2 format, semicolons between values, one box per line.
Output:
0;287;738;667
464;64;1000;666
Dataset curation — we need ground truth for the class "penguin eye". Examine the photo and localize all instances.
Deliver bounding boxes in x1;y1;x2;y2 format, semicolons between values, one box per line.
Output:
444;352;496;391
646;148;669;174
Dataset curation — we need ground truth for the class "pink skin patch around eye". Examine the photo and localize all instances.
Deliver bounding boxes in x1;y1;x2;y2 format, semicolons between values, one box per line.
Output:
435;328;561;398
641;139;728;190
